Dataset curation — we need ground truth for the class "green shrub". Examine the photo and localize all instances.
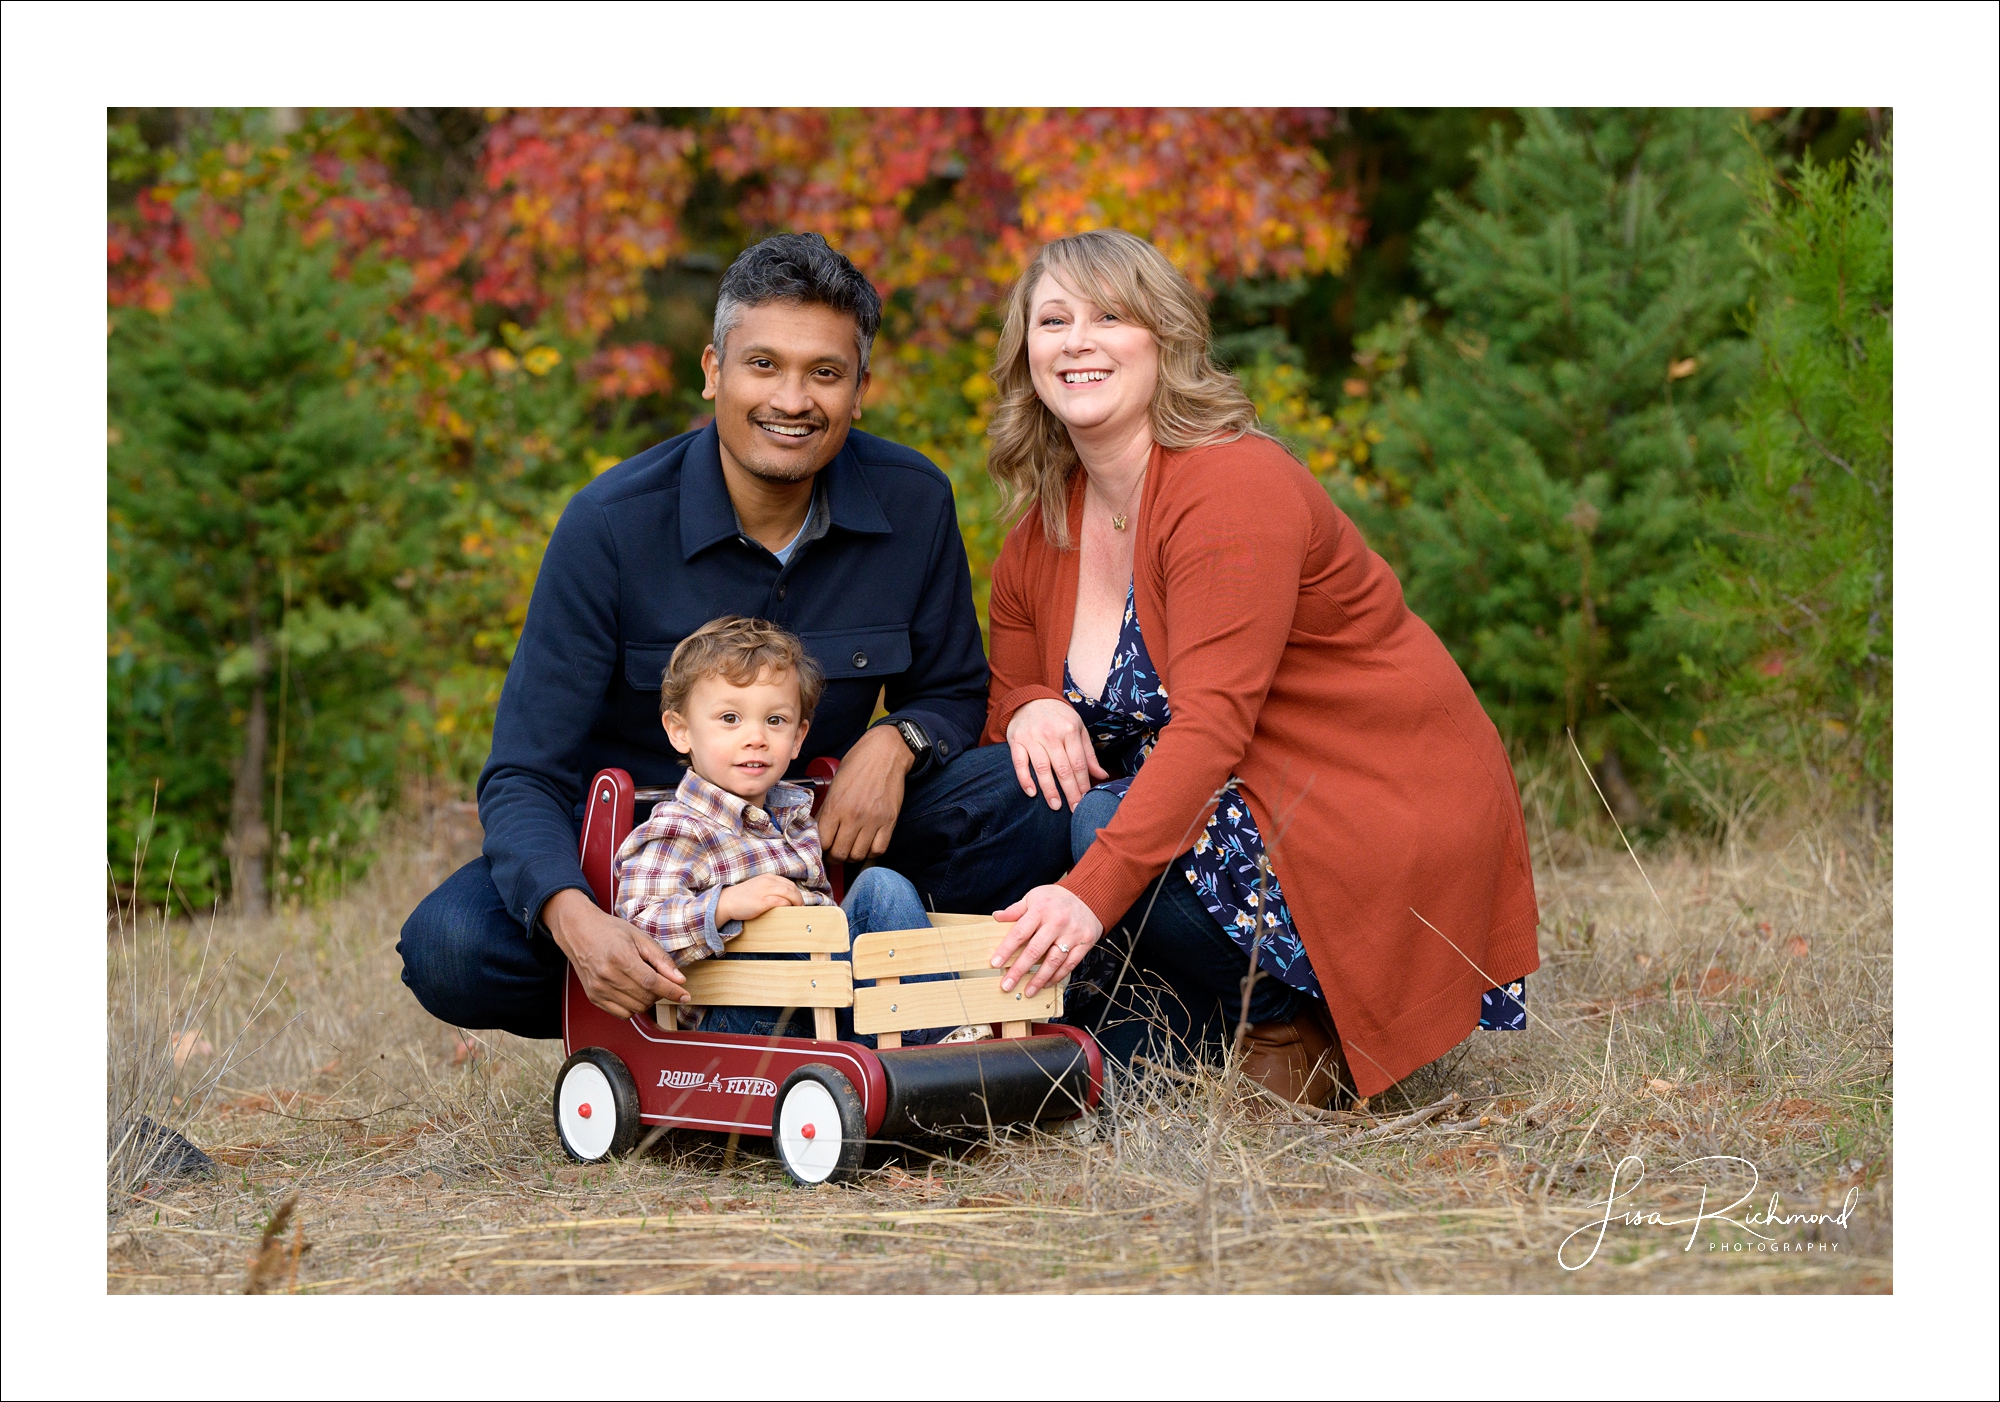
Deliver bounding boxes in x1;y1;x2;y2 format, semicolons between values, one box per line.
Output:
108;195;630;909
1351;109;1761;824
1675;142;1892;816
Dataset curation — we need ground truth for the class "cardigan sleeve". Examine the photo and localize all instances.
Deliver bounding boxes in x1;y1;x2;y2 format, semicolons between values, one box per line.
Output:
981;524;1067;744
1059;446;1309;929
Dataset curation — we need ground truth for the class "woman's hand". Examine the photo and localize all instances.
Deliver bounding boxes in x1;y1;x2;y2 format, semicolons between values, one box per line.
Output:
1005;698;1108;811
716;874;805;925
990;884;1104;997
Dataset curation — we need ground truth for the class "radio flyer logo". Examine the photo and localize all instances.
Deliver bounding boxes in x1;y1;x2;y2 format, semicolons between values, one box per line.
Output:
657;1069;777;1097
1558;1155;1861;1270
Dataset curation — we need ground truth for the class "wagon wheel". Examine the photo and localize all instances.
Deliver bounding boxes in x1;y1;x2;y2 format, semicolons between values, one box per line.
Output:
553;1048;643;1163
772;1064;867;1186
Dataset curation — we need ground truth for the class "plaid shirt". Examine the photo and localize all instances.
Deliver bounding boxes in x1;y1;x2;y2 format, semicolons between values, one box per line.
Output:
614;768;834;963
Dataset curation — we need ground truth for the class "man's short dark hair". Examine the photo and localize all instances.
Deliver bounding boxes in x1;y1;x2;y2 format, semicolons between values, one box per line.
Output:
711;233;883;373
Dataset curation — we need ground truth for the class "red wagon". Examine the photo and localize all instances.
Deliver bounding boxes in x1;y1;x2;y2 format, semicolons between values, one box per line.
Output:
553;761;1103;1184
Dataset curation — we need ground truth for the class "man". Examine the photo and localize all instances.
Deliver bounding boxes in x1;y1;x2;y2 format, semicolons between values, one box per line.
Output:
398;233;1069;1037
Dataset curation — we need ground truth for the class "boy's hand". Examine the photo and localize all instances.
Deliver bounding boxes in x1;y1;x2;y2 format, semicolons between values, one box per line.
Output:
717;874;806;925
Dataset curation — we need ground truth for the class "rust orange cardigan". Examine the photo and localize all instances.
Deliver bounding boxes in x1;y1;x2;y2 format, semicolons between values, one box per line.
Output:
982;436;1541;1096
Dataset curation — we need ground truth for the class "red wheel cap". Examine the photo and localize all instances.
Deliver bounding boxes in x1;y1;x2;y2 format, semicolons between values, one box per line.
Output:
578;1103;593;1119
801;1123;816;1140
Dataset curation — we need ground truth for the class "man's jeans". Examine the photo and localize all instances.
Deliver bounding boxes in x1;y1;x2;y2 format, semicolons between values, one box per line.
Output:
398;742;1071;1040
1061;787;1314;1067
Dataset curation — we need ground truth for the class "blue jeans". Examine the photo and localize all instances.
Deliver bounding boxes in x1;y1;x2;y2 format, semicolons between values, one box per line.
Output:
1062;787;1315;1067
399;743;1070;1039
699;866;959;1047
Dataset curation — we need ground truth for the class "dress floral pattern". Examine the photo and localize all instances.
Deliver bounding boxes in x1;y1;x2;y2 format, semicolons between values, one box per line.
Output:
1065;583;1525;1026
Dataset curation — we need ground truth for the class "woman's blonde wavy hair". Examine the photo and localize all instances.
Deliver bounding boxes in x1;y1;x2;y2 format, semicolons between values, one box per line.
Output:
987;228;1271;548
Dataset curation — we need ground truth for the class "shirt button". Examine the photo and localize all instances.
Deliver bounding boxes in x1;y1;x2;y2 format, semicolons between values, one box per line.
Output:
852;651;868;669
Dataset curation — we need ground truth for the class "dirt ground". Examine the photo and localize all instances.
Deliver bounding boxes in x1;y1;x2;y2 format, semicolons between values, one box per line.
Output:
107;801;1892;1294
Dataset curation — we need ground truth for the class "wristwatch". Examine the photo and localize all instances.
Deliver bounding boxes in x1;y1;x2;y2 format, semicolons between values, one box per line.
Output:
876;715;936;774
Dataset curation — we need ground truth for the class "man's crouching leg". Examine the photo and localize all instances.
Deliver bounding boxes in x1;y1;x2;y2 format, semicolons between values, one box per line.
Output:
398;857;567;1040
883;741;1073;915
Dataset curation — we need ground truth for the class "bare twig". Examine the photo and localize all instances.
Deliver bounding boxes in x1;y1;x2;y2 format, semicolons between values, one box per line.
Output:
1353;1093;1463;1143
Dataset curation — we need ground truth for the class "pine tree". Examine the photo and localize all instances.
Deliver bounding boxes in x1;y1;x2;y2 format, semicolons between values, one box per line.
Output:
1354;109;1760;822
1680;143;1892;816
109;196;437;909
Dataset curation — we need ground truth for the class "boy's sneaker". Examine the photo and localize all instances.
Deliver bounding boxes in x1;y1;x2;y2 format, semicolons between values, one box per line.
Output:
937;1023;995;1045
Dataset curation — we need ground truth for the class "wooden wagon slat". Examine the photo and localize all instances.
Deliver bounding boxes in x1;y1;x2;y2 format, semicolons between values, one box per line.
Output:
679;959;854;1008
851;919;1021;979
851;975;1062;1034
726;907;850;953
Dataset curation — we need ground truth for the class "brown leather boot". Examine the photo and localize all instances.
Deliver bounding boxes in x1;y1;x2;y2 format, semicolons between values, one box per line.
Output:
1241;1002;1353;1110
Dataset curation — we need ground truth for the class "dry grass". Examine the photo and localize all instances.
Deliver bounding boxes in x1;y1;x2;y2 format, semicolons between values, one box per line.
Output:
106;799;1892;1294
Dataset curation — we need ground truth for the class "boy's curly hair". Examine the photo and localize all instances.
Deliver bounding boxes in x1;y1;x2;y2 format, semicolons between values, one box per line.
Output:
660;616;825;721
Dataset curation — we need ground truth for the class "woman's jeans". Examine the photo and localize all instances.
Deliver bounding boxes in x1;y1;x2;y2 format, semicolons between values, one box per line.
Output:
1063;787;1315;1067
699;866;958;1047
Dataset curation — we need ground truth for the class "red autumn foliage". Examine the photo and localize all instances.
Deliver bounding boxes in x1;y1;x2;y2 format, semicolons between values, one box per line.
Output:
107;188;195;313
468;108;697;336
108;107;1359;392
582;342;676;400
714;107;1361;340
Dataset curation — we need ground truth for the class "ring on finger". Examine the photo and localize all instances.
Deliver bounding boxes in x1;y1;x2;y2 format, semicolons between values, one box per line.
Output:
1054;941;1071;954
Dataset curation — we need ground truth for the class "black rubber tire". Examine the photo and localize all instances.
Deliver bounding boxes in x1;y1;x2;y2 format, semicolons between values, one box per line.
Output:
553;1047;644;1163
772;1064;868;1186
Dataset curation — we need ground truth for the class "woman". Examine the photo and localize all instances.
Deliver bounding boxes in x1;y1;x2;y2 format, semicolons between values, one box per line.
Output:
981;229;1539;1107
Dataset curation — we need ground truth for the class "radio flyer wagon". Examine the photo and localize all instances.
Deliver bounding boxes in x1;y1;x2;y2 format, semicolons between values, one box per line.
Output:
553;761;1103;1184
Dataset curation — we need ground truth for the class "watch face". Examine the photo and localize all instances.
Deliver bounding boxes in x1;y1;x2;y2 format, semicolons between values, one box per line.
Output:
897;720;929;753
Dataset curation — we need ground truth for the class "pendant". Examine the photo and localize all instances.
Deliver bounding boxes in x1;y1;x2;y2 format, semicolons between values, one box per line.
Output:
1112;515;1128;530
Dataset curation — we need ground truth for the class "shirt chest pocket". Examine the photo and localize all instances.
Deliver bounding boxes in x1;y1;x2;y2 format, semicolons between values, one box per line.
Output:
623;642;681;692
799;626;911;682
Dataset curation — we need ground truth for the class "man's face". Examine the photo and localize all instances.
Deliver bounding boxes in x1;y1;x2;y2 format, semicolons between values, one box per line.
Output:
701;301;869;484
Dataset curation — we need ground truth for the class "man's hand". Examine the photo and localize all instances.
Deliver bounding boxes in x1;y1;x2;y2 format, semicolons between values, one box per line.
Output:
815;723;915;863
717;874;806;925
542;888;689;1019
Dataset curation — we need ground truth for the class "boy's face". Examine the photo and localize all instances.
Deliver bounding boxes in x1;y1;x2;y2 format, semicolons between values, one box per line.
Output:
663;668;810;803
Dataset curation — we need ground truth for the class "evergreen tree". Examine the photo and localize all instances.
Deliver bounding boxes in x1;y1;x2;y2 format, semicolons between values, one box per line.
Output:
110;197;439;909
1680;143;1892;815
1354;109;1759;821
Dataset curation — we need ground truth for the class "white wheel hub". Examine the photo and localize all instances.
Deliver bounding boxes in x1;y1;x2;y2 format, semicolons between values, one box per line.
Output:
776;1080;843;1183
558;1061;617;1161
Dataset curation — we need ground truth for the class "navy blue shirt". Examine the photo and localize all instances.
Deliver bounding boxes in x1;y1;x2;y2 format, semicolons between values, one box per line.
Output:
476;424;989;935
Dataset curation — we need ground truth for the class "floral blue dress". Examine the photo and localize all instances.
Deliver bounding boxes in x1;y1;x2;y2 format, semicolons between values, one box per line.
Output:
1065;584;1526;1029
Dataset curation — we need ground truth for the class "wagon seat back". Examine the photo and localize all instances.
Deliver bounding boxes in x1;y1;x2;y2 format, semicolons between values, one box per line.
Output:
577;760;853;1039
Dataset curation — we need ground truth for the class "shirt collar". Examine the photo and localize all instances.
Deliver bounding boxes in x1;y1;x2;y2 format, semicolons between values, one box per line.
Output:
679;423;891;562
674;765;811;833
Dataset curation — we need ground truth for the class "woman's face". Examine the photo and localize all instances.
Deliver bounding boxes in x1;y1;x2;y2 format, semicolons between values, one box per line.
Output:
1025;272;1159;439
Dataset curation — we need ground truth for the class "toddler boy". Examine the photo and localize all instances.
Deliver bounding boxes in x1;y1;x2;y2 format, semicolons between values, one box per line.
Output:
614;615;979;1046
